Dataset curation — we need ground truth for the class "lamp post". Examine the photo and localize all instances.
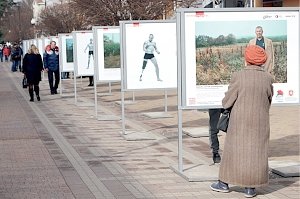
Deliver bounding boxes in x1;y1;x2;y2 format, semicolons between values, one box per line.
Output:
13;0;22;41
31;18;38;38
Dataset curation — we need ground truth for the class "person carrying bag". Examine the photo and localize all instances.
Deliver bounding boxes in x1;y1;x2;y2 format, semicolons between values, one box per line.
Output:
217;109;231;132
22;75;28;88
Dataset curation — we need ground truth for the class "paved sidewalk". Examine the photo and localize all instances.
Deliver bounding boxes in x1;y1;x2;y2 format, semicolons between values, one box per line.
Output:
0;61;299;199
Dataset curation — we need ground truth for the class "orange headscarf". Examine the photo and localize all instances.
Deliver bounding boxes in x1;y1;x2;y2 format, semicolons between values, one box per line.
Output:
245;45;267;66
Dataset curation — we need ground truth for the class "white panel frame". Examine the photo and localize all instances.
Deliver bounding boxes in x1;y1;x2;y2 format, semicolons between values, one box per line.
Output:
72;31;94;77
36;38;44;58
58;33;74;72
120;20;177;91
93;26;121;82
177;8;300;109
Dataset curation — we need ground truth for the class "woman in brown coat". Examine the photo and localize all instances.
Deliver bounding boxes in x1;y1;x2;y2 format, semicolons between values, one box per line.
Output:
210;45;274;198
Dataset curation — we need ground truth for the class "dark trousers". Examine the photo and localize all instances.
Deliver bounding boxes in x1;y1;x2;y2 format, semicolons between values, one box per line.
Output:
208;108;224;153
12;60;20;71
28;84;40;99
89;76;93;85
61;72;69;79
48;69;60;93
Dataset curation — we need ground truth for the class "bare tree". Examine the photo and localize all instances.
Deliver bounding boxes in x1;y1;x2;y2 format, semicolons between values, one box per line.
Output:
0;0;34;42
0;0;201;41
71;0;177;26
37;2;90;35
126;0;171;20
177;0;204;8
0;0;14;17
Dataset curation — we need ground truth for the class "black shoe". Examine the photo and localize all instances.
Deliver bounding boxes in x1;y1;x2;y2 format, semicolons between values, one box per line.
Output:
37;96;40;101
213;152;221;163
30;98;34;102
210;180;229;193
88;84;93;86
244;188;256;198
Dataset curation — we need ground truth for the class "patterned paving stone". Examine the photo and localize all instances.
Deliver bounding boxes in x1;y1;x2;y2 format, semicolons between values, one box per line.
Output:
1;62;299;198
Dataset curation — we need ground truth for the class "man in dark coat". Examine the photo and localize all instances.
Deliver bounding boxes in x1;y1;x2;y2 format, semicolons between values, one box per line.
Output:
11;44;22;72
43;41;60;94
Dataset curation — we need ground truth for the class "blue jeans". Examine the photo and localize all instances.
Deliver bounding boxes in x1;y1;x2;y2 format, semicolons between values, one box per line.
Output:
0;53;3;62
12;60;20;72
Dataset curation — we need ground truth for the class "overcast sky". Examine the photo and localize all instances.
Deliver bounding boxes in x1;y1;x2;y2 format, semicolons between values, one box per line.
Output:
195;20;287;38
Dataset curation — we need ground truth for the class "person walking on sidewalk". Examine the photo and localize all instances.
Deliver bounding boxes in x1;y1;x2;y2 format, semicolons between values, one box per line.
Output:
210;45;273;198
43;41;60;94
11;43;22;72
0;44;3;62
22;44;44;102
3;45;11;62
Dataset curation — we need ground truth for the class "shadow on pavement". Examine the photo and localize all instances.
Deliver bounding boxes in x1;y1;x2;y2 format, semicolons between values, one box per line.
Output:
269;134;300;157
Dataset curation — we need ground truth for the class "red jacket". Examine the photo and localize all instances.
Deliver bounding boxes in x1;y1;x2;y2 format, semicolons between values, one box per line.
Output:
3;47;11;56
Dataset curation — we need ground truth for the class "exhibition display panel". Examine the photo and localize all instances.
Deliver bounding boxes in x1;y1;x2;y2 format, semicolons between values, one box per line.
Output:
93;26;121;82
120;20;177;90
177;8;300;109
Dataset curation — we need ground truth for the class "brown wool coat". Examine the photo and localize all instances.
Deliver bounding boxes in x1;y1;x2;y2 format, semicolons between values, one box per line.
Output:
219;66;274;187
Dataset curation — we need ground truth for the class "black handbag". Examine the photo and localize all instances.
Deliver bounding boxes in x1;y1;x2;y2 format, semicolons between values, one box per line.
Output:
22;76;28;88
217;109;230;132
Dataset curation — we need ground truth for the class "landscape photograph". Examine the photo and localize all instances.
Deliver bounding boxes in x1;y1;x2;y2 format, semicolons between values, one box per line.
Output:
66;38;73;63
103;33;120;69
195;20;287;85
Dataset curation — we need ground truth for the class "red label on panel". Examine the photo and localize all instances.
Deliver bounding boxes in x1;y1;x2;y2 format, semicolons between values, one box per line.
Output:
133;22;139;27
196;11;204;17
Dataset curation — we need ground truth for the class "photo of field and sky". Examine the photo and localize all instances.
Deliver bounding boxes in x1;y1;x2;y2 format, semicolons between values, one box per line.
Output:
103;33;120;68
195;20;287;85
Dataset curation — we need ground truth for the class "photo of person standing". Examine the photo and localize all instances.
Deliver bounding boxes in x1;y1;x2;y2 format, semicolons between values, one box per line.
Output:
248;26;274;74
139;34;162;82
84;38;94;69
